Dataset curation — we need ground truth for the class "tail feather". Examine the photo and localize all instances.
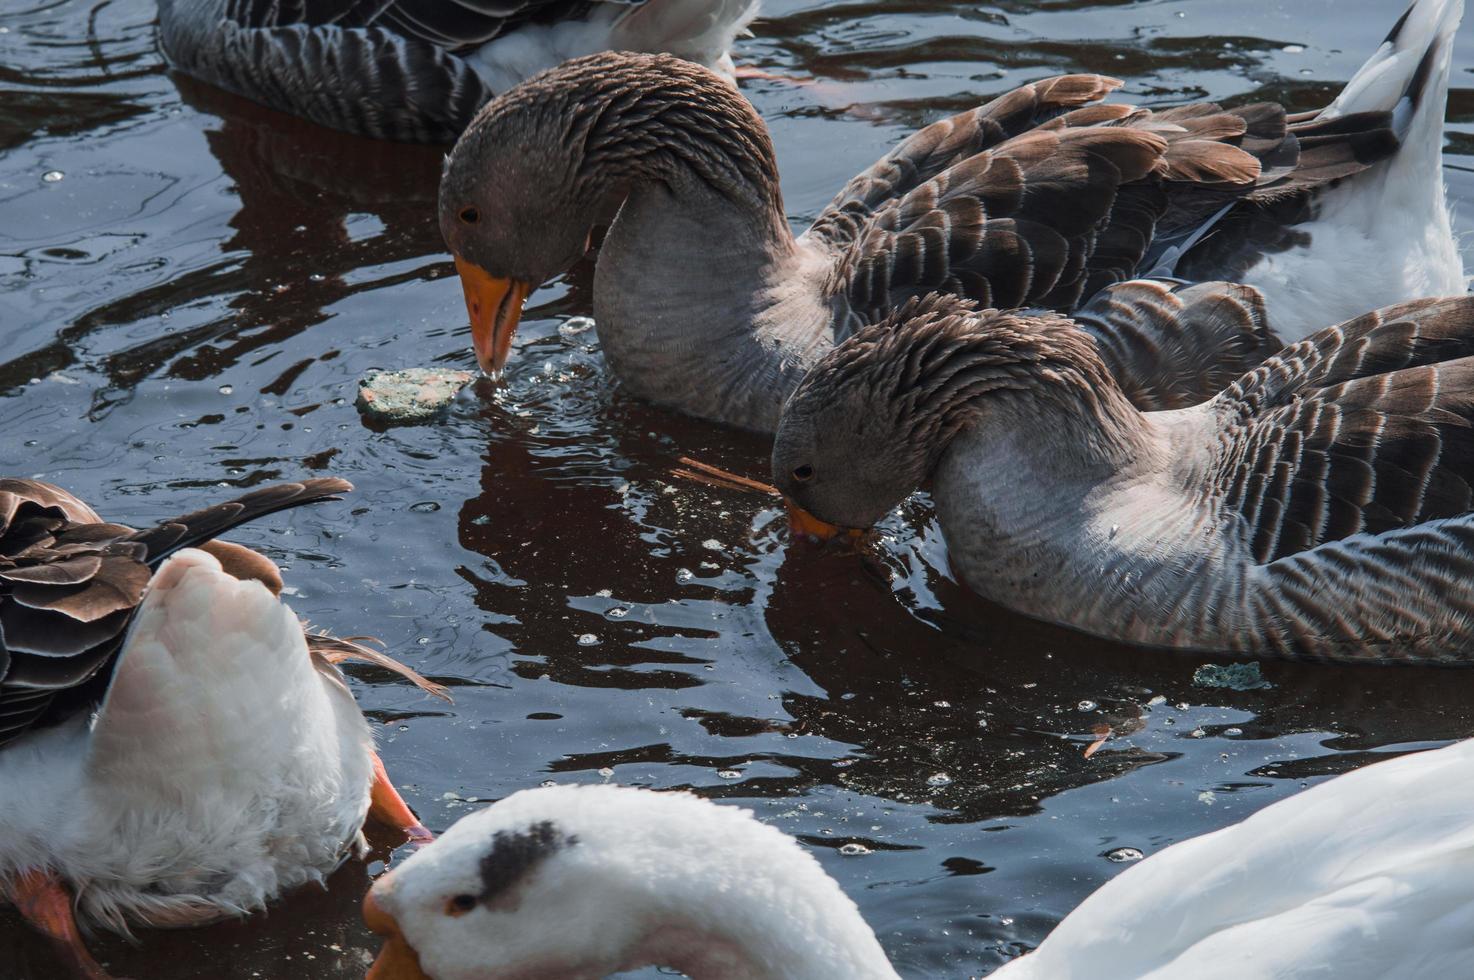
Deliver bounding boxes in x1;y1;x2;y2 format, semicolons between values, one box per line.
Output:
120;478;352;569
1325;0;1462;127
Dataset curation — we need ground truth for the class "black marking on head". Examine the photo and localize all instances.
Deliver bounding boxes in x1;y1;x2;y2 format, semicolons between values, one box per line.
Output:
477;821;577;907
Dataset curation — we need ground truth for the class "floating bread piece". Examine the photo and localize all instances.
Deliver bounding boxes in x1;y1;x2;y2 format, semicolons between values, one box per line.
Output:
356;368;474;424
1192;662;1272;691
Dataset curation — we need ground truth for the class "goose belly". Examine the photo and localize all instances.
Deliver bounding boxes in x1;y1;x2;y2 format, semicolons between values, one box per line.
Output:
0;550;375;932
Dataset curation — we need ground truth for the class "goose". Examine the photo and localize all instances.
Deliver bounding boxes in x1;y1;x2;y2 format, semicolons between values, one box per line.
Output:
0;478;437;980
772;291;1474;664
361;738;1474;979
439;0;1464;433
156;0;762;143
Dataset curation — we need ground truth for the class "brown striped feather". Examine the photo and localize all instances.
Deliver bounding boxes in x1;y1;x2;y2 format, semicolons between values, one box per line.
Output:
0;479;352;747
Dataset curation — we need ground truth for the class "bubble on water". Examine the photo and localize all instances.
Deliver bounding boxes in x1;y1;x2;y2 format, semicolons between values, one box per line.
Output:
1190;728;1207;739
716;769;743;780
218;384;233;395
606;606;629;619
540;780;557;788
309;273;325;282
42;170;63;183
577;633;600;646
409;501;440;513
559;316;596;337
416;636;430;646
926;772;953;788
1223;727;1243;737
1078;700;1098;711
701;539;725;552
1283;43;1305;53
676;568;695;584
1105;847;1144;863
1198;790;1217;805
838;842;872;857
598;767;614;779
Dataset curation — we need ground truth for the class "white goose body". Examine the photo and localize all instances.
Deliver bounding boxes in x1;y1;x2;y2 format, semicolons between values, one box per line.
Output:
0;548;374;932
365;741;1474;980
1231;0;1467;342
991;737;1474;980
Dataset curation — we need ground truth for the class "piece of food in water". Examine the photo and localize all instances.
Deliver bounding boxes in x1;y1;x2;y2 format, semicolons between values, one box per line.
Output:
356;368;473;424
1192;662;1272;691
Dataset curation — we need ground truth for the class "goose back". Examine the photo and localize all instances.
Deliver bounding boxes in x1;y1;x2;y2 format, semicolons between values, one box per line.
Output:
0;478;351;747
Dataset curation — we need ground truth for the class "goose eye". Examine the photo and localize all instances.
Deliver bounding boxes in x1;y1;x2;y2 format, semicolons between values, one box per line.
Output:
792;464;814;482
445;894;477;916
459;206;480;225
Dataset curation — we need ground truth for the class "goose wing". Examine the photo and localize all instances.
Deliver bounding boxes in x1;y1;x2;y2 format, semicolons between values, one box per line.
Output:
162;0;608;141
811;80;1273;325
1075;279;1281;411
219;0;601;49
0;478;351;747
1207;296;1474;565
809;76;1403;331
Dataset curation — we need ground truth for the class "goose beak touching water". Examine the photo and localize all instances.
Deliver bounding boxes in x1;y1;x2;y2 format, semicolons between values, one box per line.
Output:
365;740;1474;980
437;0;1462;430
363;784;894;980
772;291;1474;664
452;256;532;378
0;479;439;979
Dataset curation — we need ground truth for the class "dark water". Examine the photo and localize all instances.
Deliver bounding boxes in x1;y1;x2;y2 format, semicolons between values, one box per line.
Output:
2;1;1473;977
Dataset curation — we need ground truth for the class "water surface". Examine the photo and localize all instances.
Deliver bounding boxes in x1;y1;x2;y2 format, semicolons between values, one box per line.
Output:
2;1;1473;976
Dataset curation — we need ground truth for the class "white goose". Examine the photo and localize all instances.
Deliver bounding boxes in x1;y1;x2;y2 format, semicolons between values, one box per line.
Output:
157;0;762;142
363;740;1474;979
0;479;436;980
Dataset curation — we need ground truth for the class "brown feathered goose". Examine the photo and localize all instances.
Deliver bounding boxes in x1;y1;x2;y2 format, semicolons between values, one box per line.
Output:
0;479;437;979
157;0;761;143
439;0;1463;432
772;292;1474;665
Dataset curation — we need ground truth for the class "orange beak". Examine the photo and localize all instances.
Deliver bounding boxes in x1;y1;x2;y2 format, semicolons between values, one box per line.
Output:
368;752;435;846
784;497;863;542
453;255;531;377
365;889;432;980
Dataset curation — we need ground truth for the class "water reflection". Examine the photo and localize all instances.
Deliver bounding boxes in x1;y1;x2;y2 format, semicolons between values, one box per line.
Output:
2;0;1473;977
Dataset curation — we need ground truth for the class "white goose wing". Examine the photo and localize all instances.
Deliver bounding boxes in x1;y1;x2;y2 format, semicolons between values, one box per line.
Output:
995;738;1474;979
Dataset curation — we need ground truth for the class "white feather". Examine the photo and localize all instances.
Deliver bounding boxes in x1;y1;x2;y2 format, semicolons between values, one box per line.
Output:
1245;0;1466;342
465;0;761;94
0;549;374;933
374;743;1474;980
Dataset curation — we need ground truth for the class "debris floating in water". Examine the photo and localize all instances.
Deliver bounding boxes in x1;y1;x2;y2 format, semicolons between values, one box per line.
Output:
356;368;474;424
1192;662;1272;691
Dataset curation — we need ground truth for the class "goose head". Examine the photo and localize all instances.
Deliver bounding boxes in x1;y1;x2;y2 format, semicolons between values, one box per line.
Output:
439;50;782;379
773;294;1139;540
772;295;987;539
363;784;895;980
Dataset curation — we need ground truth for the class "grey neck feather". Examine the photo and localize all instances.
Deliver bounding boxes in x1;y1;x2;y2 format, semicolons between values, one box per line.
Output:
552;66;838;432
594;171;836;432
